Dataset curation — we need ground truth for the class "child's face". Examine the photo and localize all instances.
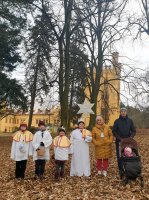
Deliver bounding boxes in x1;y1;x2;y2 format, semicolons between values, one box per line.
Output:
39;125;46;131
59;131;65;136
78;122;85;129
20;126;27;131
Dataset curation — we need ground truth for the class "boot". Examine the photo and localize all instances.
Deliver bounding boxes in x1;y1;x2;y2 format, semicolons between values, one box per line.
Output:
60;170;64;178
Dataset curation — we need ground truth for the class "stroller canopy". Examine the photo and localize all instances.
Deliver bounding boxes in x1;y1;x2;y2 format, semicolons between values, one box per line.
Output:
121;138;138;152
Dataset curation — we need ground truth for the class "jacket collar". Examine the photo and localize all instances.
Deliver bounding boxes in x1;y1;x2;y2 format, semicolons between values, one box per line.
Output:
95;124;105;129
119;115;128;120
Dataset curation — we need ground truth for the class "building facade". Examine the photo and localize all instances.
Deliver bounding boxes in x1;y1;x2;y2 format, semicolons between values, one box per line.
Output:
83;52;120;126
0;107;60;133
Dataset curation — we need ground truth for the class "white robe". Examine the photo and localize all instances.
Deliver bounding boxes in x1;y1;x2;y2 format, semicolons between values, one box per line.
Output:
32;130;52;161
11;134;33;161
70;128;92;177
54;137;70;161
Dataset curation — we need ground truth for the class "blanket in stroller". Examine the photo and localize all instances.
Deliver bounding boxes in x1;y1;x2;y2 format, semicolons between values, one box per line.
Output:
120;138;142;179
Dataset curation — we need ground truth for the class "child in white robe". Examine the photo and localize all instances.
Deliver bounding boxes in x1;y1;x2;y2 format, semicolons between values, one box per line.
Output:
11;123;33;179
32;120;52;179
53;127;71;180
70;120;92;177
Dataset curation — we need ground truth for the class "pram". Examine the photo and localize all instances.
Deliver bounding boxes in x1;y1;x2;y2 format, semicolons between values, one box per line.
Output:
120;138;144;187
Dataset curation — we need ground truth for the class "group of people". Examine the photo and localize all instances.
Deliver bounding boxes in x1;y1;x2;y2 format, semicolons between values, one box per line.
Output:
11;107;136;180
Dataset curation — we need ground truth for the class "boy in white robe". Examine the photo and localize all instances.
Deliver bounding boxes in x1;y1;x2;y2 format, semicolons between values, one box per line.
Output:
70;120;92;177
32;120;52;179
53;127;71;180
11;123;33;179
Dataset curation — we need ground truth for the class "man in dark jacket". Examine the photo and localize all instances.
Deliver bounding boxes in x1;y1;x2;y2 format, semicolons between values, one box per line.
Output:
112;107;136;178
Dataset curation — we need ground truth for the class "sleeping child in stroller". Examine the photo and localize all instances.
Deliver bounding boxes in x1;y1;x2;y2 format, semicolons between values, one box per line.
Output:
124;147;136;157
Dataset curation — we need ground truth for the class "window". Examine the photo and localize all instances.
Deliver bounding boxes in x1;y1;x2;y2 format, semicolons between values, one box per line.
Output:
9;119;11;123
36;119;38;124
5;118;7;123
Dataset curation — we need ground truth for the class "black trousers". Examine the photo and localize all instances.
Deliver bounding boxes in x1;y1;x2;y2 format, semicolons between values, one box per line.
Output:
15;160;27;179
35;160;46;176
115;140;123;172
55;160;65;179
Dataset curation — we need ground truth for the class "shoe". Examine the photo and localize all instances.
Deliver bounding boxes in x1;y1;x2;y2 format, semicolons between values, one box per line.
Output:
97;170;102;175
60;171;64;178
119;170;124;179
102;170;107;177
39;175;45;180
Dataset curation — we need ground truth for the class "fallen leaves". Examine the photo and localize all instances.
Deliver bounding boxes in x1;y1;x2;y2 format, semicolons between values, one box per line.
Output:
0;131;149;200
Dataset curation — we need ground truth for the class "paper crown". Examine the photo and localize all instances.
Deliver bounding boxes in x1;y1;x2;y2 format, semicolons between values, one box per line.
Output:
77;118;85;125
38;120;45;126
20;123;27;128
58;126;66;133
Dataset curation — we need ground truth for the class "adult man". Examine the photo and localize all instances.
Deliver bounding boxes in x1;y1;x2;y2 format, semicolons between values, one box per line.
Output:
112;107;136;178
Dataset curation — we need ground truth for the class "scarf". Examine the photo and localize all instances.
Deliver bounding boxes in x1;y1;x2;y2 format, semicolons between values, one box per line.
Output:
13;130;33;142
53;135;71;148
95;124;105;132
81;129;92;138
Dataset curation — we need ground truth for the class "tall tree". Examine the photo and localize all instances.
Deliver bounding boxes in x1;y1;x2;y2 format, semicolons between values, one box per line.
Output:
0;0;28;111
26;0;84;129
0;73;27;112
75;0;128;128
25;15;55;129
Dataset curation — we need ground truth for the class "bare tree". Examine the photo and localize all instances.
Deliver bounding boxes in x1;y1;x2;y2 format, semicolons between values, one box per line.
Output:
129;0;149;37
74;0;128;128
25;0;89;129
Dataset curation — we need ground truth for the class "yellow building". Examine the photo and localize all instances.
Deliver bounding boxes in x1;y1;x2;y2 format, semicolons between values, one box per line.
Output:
0;107;60;133
83;52;120;126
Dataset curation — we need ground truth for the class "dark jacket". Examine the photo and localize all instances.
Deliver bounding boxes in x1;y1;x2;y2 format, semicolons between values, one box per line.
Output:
112;115;136;141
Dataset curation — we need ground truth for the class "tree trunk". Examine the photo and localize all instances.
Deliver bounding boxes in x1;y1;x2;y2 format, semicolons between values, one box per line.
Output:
59;0;73;130
28;48;40;129
88;0;103;129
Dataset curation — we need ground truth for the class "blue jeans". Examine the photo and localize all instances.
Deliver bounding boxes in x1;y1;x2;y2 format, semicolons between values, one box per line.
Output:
115;140;124;172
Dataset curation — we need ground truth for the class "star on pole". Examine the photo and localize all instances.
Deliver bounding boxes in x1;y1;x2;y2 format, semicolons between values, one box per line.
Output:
77;99;95;116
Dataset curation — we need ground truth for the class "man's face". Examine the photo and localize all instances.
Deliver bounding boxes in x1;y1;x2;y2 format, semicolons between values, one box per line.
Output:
39;125;46;131
78;122;85;129
120;110;127;117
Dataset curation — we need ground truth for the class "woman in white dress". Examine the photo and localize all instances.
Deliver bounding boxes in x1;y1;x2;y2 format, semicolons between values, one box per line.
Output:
70;120;92;177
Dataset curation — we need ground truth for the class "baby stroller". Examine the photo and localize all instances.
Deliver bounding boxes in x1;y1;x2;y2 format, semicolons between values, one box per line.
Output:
120;138;144;187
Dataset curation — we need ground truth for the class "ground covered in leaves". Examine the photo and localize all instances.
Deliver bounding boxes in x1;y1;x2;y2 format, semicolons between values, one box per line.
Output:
0;131;149;200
